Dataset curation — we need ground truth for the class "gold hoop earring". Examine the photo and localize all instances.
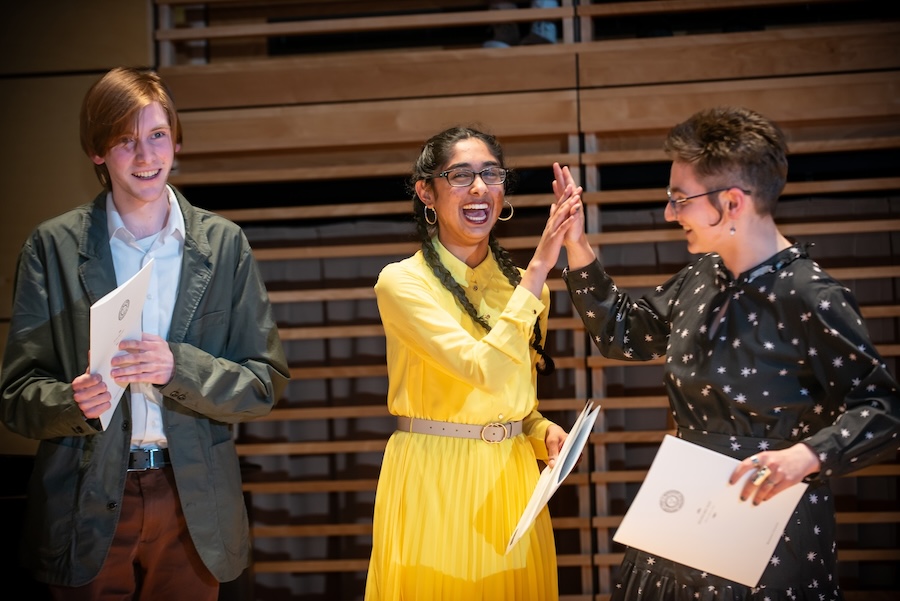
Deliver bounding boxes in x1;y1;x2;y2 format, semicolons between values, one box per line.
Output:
498;200;514;222
424;205;437;225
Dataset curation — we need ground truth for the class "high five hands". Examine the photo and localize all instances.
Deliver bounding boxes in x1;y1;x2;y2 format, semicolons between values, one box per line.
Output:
552;162;595;269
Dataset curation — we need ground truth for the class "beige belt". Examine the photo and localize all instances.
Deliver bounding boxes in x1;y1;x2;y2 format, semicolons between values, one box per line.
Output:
397;416;523;444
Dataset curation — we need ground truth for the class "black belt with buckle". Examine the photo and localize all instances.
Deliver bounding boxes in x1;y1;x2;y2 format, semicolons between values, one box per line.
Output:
127;448;171;472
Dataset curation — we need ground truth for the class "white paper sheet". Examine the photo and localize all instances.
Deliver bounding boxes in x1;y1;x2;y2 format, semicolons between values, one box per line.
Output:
89;259;154;430
505;399;601;554
613;434;808;587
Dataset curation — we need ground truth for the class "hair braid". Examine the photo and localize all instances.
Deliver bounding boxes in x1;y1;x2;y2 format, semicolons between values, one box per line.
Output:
421;235;492;331
489;237;555;375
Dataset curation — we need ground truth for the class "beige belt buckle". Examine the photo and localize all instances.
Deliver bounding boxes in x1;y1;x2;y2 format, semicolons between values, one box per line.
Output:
480;422;508;444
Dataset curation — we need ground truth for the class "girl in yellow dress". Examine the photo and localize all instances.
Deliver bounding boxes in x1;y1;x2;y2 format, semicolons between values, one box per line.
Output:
365;126;582;600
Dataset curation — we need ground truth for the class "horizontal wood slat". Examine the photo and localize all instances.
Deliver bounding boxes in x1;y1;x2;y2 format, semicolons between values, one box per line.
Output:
575;0;846;18
156;6;574;42
579;72;900;136
162;44;578;110
273;303;897;343
247;218;900;262
266;267;900;305
177;90;578;155
577;22;900;89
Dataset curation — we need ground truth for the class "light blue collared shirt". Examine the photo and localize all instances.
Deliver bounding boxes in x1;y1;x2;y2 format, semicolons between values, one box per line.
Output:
106;186;185;449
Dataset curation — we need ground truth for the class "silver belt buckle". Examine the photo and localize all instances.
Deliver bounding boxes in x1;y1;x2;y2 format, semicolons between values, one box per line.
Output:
146;448;166;469
480;422;508;444
128;448;167;471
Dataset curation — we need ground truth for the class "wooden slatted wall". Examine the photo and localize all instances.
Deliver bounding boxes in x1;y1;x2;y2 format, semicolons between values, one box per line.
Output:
154;1;900;599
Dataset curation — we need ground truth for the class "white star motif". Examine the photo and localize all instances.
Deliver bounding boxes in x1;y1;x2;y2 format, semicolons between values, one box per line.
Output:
840;428;850;438
764;341;775;350
832;357;843;368
807;551;817;561
770;555;781;566
819;300;831;310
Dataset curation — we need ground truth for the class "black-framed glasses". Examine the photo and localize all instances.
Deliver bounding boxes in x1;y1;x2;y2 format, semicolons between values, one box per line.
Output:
666;186;751;211
436;167;507;187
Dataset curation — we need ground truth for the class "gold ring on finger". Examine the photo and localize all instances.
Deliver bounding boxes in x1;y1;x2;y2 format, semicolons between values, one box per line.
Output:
752;466;771;487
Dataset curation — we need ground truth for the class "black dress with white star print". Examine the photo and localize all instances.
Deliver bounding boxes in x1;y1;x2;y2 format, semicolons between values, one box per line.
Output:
563;243;900;600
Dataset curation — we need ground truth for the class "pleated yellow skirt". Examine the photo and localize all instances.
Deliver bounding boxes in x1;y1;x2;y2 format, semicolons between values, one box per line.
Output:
365;430;558;600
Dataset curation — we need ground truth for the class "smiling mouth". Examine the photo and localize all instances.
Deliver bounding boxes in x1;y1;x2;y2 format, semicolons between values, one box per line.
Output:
462;202;489;223
133;169;161;180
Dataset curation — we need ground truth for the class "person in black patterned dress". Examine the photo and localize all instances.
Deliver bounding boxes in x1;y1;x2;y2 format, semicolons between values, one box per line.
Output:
552;106;900;600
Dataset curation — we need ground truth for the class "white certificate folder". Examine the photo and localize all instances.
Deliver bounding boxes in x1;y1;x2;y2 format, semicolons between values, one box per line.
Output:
506;400;600;554
89;259;154;430
613;434;808;587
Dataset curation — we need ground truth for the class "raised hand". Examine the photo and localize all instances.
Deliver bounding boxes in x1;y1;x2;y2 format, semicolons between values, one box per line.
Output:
552;162;594;268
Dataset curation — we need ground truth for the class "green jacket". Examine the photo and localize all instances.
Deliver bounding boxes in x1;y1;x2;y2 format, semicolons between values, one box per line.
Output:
0;189;290;586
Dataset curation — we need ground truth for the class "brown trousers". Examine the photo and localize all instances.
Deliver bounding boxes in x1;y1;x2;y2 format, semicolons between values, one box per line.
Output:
48;467;219;601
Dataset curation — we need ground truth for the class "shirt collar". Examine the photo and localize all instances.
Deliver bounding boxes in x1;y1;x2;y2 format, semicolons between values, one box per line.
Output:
432;237;501;289
106;186;185;244
713;242;808;286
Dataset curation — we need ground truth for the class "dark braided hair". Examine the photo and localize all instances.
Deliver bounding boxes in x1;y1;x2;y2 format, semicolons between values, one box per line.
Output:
409;126;555;375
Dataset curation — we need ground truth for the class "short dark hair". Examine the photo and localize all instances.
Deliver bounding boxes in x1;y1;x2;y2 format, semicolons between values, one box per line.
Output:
663;106;788;215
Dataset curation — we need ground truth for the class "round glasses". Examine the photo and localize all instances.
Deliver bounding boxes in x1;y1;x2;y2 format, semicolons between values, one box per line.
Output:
436;167;507;187
666;186;751;211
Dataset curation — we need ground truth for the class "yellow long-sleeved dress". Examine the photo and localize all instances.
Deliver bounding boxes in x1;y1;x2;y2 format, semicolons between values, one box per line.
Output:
365;239;559;600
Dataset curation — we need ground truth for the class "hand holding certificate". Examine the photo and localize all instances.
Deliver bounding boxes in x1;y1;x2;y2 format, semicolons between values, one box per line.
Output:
89;259;154;430
506;399;601;554
612;434;808;587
